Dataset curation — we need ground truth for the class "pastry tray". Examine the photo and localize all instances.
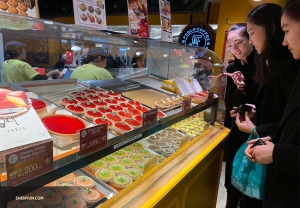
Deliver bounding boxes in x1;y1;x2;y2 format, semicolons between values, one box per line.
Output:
122;89;182;111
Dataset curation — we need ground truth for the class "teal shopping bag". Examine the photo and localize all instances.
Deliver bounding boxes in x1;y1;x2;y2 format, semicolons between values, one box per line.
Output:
231;128;267;200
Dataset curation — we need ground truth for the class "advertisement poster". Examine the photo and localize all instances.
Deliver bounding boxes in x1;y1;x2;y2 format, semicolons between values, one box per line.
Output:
0;0;39;17
127;0;150;38
159;0;172;42
73;0;107;30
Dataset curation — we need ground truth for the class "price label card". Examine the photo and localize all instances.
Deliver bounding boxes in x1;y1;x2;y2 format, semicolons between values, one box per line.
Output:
143;155;158;174
5;140;53;187
180;137;189;148
80;124;108;156
181;98;192;114
142;108;158;131
205;92;214;104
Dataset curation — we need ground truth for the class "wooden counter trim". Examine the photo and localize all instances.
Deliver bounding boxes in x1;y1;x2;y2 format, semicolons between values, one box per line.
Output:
102;124;229;208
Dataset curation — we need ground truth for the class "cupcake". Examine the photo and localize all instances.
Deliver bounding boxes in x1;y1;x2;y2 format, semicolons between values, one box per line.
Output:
101;155;117;164
134;163;144;173
79;188;102;204
40;191;63;207
119;158;135;168
122;146;135;153
74;176;95;188
125;168;142;180
108;164;125;175
56;184;79;198
130;142;143;150
128;153;144;162
95;169;115;183
112;150;127;159
63;197;87;208
111;175;132;188
58;173;75;184
138;149;151;157
88;160;107;172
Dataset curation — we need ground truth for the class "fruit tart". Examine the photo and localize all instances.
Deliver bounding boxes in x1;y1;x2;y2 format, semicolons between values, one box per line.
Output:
114;122;132;135
93;116;113;129
98;106;112;114
109;104;123;112
40;191;63;207
125;168;142;180
69;90;86;97
108;164;125;175
155;99;170;109
94;87;107;93
117;109;132;119
82;87;97;95
112;150;127;159
128;106;142;116
128;153;144;162
107;90;120;97
18;201;43;208
60;96;78;106
56;183;79;198
79;188;102;204
112;175;132;188
106;112;122;123
119;158;135;168
88;160;107;172
63;197;87;208
124;118;142;129
87;94;99;101
81;101;97;111
122;146;135;153
65;104;85;116
74;175;95;188
130;142;143;150
134;163;144;173
134;115;143;123
128;100;141;106
136;105;149;113
104;97;118;105
93;98;107;107
30;98;47;116
138;149;151;157
101;155;117;164
119;101;132;109
85;109;103;121
157;111;166;119
98;92;110;99
95;169;115;182
58;173;75;183
114;95;127;103
75;95;90;104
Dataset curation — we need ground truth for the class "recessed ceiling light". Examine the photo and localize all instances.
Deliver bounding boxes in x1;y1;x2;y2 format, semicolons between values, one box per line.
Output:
253;0;261;1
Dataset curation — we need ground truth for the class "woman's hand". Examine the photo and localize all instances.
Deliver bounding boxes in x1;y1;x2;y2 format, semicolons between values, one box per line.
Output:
245;103;256;120
230;107;237;118
235;112;256;133
224;71;245;88
246;140;274;164
245;136;272;161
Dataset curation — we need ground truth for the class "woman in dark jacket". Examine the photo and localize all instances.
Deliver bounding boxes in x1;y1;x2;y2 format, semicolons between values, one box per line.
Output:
235;3;299;208
245;1;300;207
223;23;259;208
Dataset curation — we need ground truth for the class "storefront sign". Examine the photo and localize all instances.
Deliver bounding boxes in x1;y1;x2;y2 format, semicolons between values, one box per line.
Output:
178;22;216;51
159;0;172;42
79;124;108;156
5;140;53;186
0;0;39;17
127;0;150;38
73;0;107;30
142;108;158;130
181;98;192;114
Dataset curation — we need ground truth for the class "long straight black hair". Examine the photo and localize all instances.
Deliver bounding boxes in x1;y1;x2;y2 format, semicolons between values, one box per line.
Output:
247;3;290;84
283;0;300;22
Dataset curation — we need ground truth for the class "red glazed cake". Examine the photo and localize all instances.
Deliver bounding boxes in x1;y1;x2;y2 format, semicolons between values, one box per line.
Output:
109;104;123;112
104;97;118;105
69;90;86;97
120;102;132;109
93;98;107;107
82;88;97;95
94;116;113;128
128;106;142;116
125;118;142;129
136;105;149;113
65;104;85;115
106;112;122;123
87;94;99;101
85;109;103;121
42;115;86;140
114;95;127;103
107;90;120;97
80;101;97;111
98;106;112;114
135;115;143;123
60;96;79;106
75;95;90;104
117;109;132;119
128;100;141;106
114;122;132;135
98;92;110;99
157;111;166;119
30;98;47;116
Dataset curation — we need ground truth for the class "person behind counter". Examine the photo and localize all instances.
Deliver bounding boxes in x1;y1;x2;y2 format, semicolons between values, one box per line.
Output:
70;47;113;80
131;51;145;68
2;41;62;82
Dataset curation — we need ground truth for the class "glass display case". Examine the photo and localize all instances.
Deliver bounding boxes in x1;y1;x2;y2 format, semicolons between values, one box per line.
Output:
0;12;229;208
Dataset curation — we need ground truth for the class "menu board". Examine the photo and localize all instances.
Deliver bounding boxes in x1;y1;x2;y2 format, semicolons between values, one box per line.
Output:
127;0;150;38
159;0;172;42
73;0;107;30
0;0;39;17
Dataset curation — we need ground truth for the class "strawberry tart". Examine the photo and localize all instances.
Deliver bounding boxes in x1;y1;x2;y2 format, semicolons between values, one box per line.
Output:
98;106;112;114
87;94;99;101
85;109;103;121
74;95;90;103
30;98;47;116
98;92;110;99
104;97;118;105
107;90;120;97
65;104;85;115
125;118;142;129
134;115;143;123
69;90;85;97
114;122;132;135
136;105;149;113
106;112;122;123
128;100;141;106
128;106;142;116
114;95;127;103
60;96;78;106
117;109;132;119
109;104;123;112
80;101;97;111
82;88;96;95
93;98;107;107
157;111;166;119
93;116;113;129
119;101;132;109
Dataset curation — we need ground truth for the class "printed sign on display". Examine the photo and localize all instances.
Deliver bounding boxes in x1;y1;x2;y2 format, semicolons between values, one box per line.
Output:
159;0;172;42
142;108;158;131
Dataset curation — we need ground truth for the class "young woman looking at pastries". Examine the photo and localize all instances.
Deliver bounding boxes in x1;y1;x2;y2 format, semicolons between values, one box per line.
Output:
2;41;62;82
70;47;114;80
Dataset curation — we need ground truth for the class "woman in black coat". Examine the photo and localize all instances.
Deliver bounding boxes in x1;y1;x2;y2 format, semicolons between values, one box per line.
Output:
235;3;299;208
245;1;300;207
222;23;259;208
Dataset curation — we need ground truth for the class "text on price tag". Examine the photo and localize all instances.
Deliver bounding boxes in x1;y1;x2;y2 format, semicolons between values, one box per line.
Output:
80;124;108;156
5;140;53;187
142;108;158;130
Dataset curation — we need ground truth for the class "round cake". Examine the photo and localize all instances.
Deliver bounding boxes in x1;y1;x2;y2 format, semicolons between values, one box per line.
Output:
95;169;115;182
88;160;107;172
128;153;144;162
60;96;78;106
85;109;103;121
106;112;122;123
128;100;141;106
128;106;142;116
104;98;118;105
58;173;76;183
101;155;117;164
107;90;120;97
117;110;132;119
87;94;99;101
130;142;143;150
93;99;107;107
79;188;102;203
119;158;135;168
108;164;125;175
109;104;123;112
114;95;127;103
63;197;87;208
98;106;112;114
69;91;86;97
112;150;127;159
125;168;142;180
42;115;86;140
80;101;96;111
114;122;132;135
136;105;149;113
124;118;142;129
134;163;144;173
112;175;132;188
56;184;79;198
119;102;132;109
122;146;135;153
93;117;113;129
18;201;43;208
30;98;47;116
74;176;95;188
138;149;151;157
40;191;63;207
82;88;96;95
65;104;85;116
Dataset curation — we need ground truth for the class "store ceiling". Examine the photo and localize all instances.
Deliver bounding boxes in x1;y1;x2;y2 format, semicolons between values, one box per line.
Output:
38;0;214;18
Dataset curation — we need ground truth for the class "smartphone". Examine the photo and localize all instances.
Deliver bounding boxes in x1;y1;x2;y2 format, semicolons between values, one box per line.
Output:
250;139;266;149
